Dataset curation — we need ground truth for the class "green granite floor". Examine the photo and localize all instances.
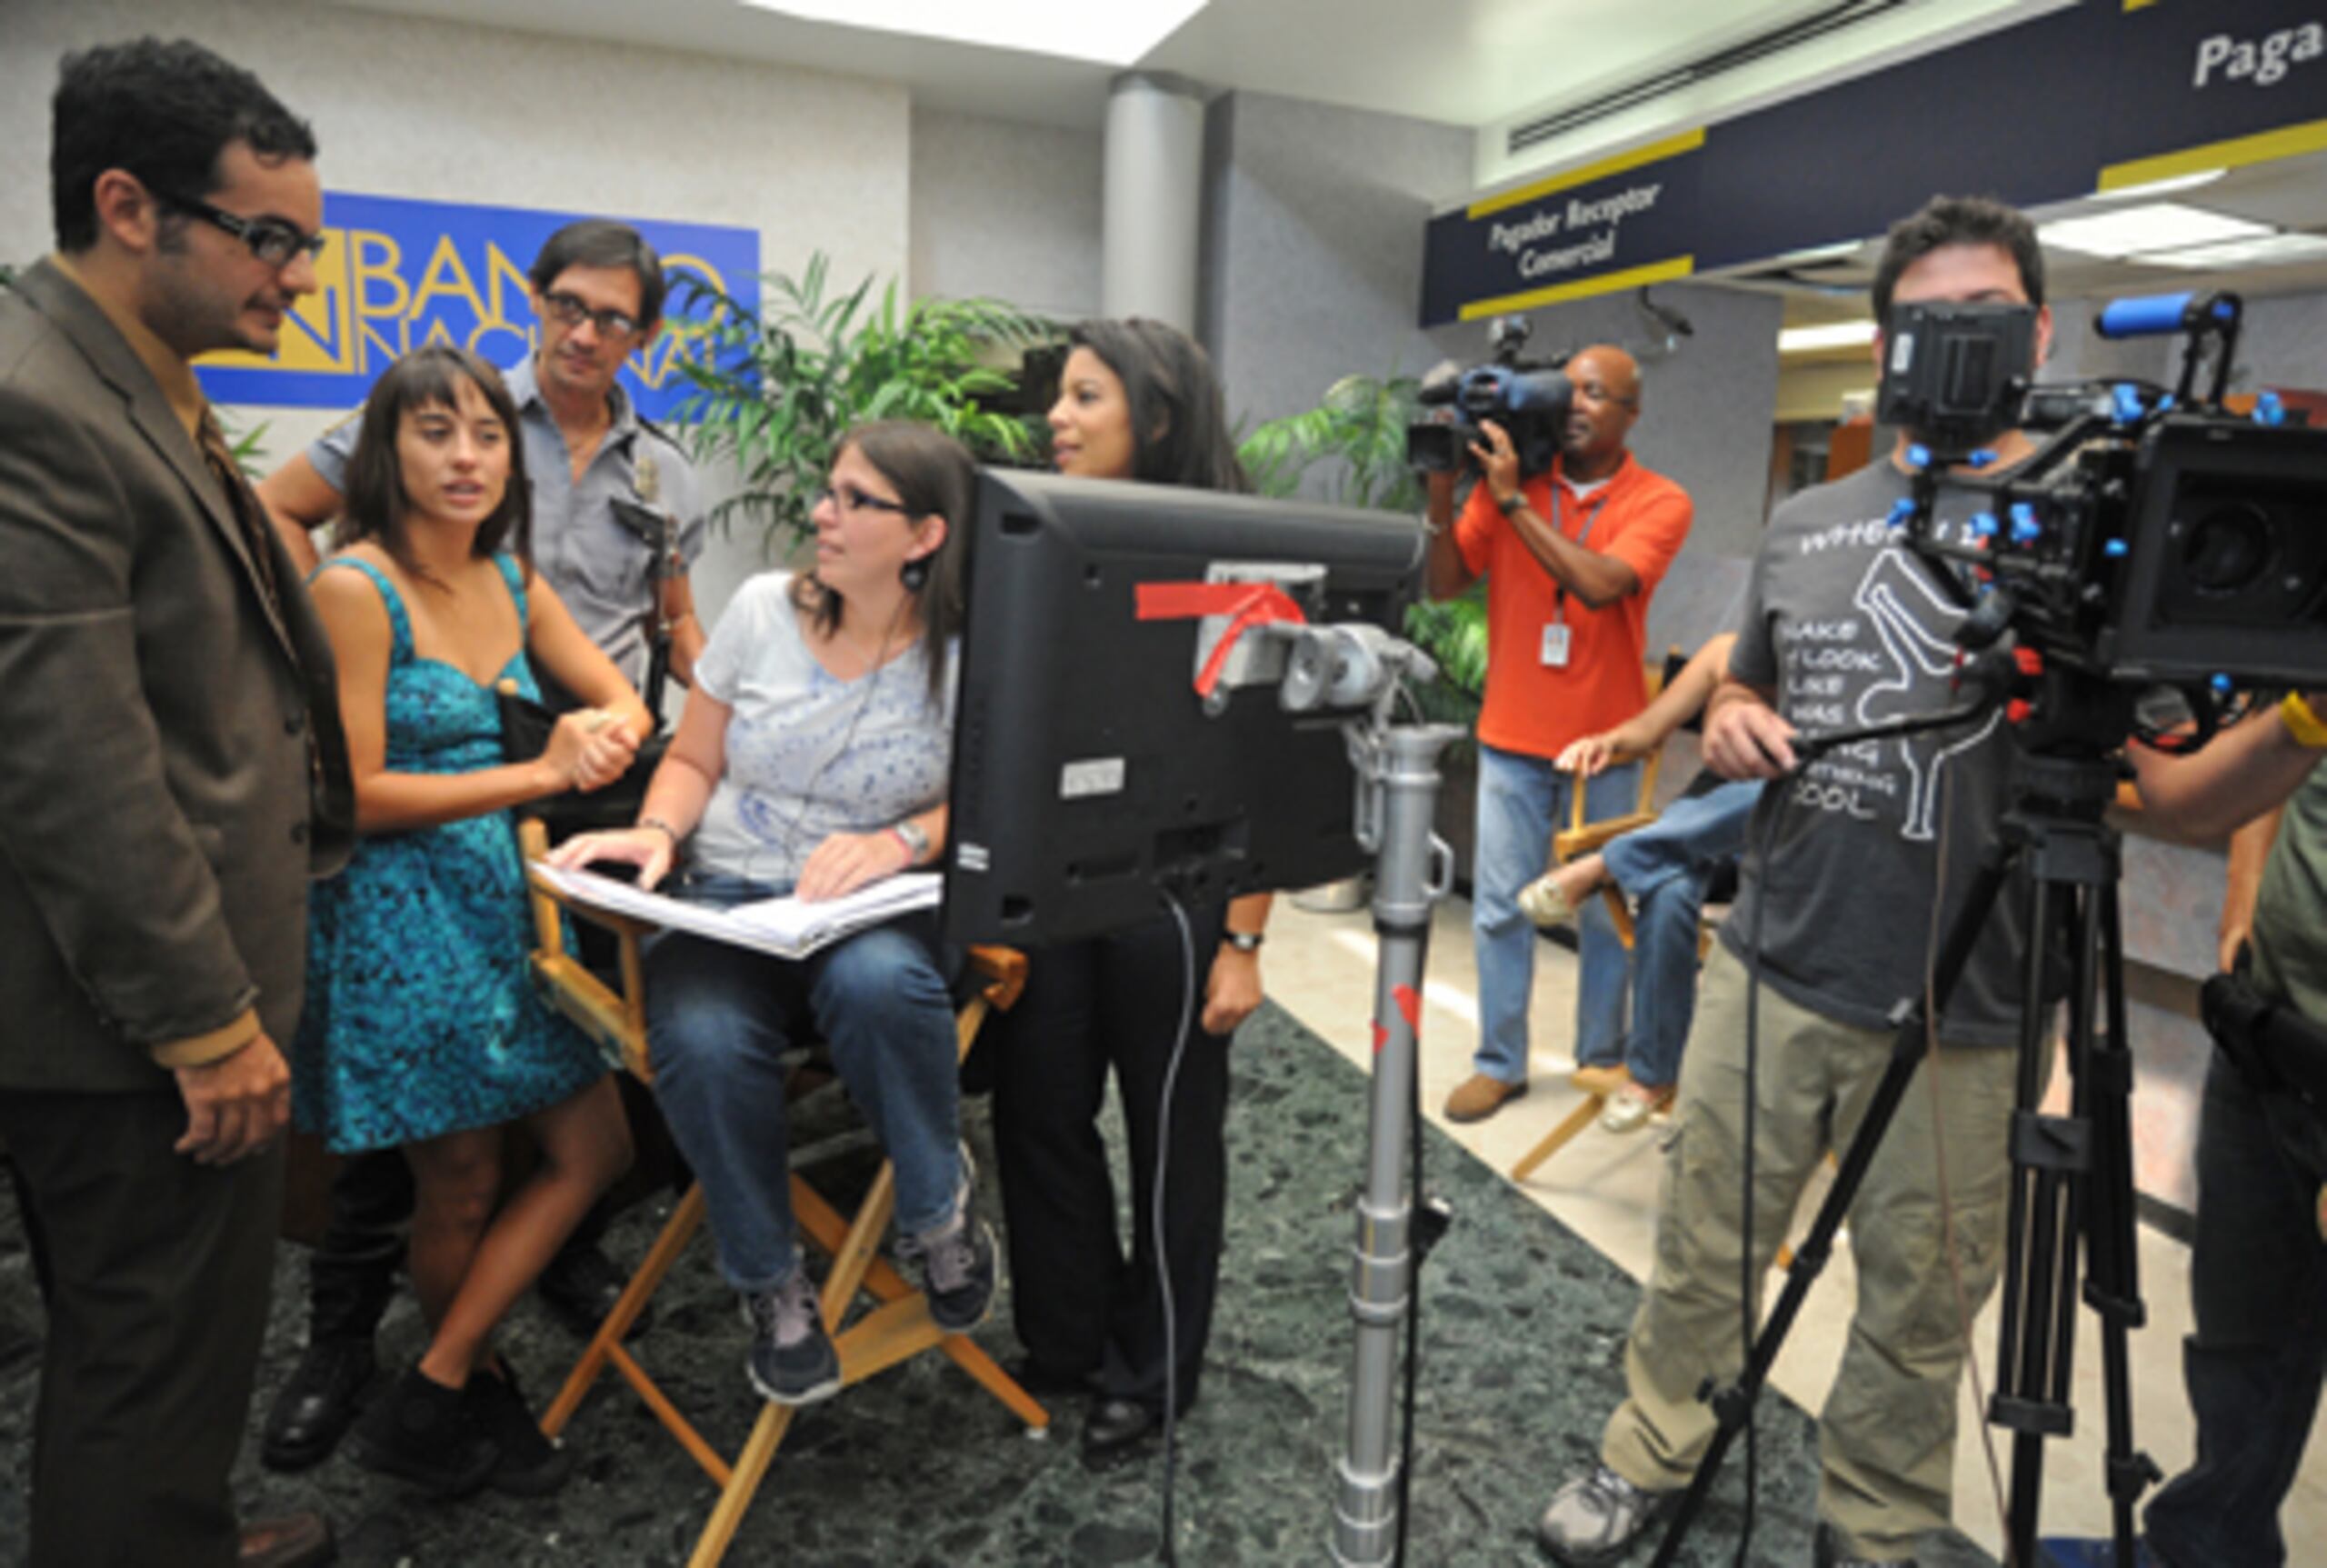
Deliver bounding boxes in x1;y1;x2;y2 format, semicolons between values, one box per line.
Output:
0;1001;2002;1565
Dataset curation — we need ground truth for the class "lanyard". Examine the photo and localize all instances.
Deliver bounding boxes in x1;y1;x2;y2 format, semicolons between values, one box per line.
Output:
1547;480;1613;621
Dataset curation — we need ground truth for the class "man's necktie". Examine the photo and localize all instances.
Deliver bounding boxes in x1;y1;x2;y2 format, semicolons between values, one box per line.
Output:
195;409;284;614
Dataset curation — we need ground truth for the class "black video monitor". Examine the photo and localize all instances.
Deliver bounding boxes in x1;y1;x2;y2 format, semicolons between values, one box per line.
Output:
944;469;1425;947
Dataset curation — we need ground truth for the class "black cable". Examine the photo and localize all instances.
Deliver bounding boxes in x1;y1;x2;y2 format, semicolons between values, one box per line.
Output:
1151;891;1201;1566
1733;779;1793;1568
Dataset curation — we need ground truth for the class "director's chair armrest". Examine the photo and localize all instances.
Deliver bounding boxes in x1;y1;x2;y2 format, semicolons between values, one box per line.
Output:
1553;810;1659;864
521;818;656;1081
964;944;1028;1013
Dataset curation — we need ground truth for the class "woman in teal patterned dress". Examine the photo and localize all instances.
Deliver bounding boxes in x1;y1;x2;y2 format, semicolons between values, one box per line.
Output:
293;345;644;1498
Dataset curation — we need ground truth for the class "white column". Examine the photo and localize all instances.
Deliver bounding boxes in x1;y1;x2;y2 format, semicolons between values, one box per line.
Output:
1102;71;1206;331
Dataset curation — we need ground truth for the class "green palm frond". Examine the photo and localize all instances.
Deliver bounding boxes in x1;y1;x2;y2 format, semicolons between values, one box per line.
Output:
670;254;1060;551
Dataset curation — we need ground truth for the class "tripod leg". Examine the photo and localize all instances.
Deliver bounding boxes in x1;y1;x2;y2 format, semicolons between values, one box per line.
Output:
1989;808;2159;1565
1996;876;2084;1563
2082;884;2160;1553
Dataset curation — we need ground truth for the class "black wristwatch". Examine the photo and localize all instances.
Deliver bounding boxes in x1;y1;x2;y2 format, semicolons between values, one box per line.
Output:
1222;930;1265;953
1495;491;1529;516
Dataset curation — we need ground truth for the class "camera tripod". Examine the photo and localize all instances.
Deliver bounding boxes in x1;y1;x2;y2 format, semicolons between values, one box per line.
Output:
1652;685;2158;1568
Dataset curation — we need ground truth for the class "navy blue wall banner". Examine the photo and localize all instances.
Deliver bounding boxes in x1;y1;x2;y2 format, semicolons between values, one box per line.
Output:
1421;130;1703;325
195;192;761;420
1423;0;2327;326
2100;0;2327;188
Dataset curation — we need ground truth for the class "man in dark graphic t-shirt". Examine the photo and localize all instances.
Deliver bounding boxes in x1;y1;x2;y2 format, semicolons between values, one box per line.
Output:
1536;195;2057;1568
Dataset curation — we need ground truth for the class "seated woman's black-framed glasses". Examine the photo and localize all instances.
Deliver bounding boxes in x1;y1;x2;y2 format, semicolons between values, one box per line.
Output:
816;484;910;517
540;291;641;339
157;190;327;269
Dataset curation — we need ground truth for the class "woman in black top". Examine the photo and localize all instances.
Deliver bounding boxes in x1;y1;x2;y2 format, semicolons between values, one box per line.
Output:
989;318;1273;1464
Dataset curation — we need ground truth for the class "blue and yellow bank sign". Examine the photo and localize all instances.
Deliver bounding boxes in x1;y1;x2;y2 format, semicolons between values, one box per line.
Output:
194;191;760;421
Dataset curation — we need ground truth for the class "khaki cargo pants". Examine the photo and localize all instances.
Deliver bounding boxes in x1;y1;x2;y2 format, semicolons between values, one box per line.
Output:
1599;944;2023;1559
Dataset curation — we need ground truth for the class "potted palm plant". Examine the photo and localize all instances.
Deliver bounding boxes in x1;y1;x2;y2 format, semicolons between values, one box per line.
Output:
671;252;1057;553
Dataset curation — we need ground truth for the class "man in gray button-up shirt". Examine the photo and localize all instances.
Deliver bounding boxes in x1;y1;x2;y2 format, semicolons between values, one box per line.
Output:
260;219;707;700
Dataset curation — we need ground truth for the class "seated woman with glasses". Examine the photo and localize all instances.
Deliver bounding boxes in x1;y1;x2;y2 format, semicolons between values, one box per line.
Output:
549;422;993;1408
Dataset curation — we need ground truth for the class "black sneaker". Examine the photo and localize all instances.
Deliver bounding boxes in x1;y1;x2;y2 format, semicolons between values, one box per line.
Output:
345;1365;500;1498
261;1336;375;1472
898;1205;996;1334
467;1361;572;1497
743;1272;841;1406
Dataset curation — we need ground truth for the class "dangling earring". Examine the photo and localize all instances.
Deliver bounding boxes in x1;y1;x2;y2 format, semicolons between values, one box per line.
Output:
900;554;931;592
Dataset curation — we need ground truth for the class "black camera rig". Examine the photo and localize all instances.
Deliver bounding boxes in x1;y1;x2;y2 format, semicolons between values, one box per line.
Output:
1406;315;1573;478
1883;289;2327;751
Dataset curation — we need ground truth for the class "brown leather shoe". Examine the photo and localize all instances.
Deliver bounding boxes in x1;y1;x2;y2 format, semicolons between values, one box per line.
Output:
1443;1073;1527;1123
239;1511;335;1568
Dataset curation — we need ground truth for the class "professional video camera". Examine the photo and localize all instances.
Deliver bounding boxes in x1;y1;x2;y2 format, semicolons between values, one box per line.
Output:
1406;315;1572;478
1882;288;2327;744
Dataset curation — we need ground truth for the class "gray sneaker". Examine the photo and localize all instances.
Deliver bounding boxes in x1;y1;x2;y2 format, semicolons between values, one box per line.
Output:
1813;1521;1920;1567
1536;1463;1675;1565
898;1207;997;1333
742;1271;841;1406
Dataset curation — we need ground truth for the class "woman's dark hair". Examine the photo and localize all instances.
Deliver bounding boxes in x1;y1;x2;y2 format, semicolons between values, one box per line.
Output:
788;421;975;703
1068;318;1251;494
527;220;667;330
336;345;533;584
1871;195;2045;332
52;37;316;254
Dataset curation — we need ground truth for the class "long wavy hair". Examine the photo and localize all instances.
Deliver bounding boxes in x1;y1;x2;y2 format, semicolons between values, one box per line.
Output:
1067;317;1250;495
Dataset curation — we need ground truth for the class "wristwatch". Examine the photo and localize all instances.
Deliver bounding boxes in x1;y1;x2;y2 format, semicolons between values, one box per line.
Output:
890;818;932;864
1495;491;1529;516
1222;929;1265;953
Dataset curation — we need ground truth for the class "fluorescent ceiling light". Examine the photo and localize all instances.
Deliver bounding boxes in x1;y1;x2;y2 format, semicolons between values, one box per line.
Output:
739;0;1207;65
2094;169;2227;203
1769;239;1864;267
2139;232;2327;270
2039;202;2270;259
1779;320;1878;354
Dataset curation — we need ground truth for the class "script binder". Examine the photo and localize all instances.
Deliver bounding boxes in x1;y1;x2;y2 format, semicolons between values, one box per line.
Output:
530;864;941;960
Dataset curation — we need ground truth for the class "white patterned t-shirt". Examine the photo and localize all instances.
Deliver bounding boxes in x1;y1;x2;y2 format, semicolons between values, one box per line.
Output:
687;573;954;891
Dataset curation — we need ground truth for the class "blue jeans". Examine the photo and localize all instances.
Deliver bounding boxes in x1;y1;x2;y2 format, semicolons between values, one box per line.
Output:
644;874;964;1293
2142;1051;2327;1568
1593;779;1762;1089
1472;744;1640;1085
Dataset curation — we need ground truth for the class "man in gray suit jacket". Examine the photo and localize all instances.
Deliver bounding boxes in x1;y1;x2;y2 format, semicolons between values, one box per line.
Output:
0;38;353;1568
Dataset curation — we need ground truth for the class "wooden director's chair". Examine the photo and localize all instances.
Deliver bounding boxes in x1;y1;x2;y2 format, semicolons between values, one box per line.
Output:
1510;649;1715;1183
516;821;1048;1568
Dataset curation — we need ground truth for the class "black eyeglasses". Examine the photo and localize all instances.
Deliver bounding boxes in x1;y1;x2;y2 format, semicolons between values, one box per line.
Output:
541;290;641;338
816;484;910;517
156;190;325;269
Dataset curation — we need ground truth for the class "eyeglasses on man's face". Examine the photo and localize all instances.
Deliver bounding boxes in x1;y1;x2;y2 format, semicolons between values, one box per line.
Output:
541;290;642;339
816;484;911;518
158;189;326;270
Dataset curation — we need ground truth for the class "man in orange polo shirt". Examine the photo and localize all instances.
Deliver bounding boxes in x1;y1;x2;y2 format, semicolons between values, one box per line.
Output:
1425;344;1693;1123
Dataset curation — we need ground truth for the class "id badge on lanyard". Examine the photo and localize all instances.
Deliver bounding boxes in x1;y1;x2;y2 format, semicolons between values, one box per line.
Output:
1540;484;1608;669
